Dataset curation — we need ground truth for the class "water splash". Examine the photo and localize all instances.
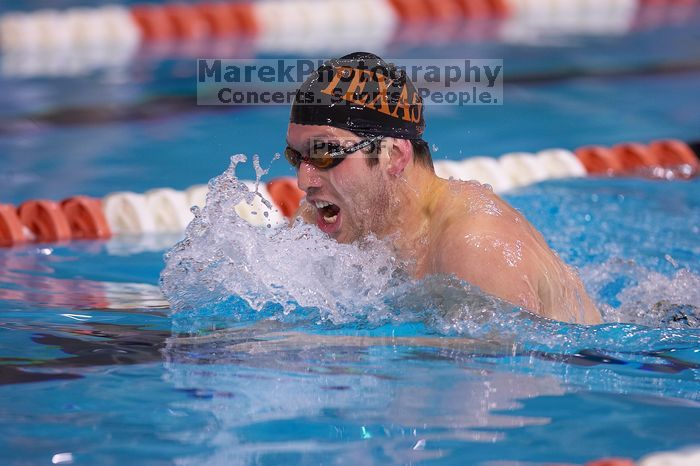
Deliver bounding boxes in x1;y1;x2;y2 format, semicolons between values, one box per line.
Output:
160;156;524;336
582;258;700;329
161;156;700;354
161;155;412;332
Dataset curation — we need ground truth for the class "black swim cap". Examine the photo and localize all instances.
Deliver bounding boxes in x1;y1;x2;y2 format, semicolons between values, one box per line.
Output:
290;52;425;139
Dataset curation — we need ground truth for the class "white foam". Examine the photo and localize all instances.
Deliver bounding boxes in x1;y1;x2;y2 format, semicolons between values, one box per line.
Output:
160;155;405;324
161;156;700;341
582;258;700;328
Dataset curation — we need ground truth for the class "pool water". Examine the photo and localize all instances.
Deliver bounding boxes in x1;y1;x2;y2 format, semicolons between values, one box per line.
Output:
2;7;700;466
1;175;698;465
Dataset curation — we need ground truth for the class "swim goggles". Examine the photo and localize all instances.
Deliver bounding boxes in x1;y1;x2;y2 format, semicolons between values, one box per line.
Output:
284;135;384;170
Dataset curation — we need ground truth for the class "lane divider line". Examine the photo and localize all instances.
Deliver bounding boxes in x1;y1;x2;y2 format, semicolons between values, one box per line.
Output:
2;0;699;76
1;139;697;247
4;0;697;58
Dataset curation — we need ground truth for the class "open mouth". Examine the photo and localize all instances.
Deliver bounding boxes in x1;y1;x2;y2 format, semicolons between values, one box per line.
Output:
314;200;340;224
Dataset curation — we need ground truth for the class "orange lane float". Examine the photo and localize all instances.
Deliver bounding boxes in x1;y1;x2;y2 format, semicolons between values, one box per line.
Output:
196;2;241;37
61;196;111;240
129;2;257;43
266;177;305;219
575;146;623;174
585;458;636;466
485;0;511;18
387;0;431;23
163;4;210;39
650;139;699;170
454;0;491;19
385;0;511;47
17;200;72;243
0;204;26;247
633;0;699;31
2;196;113;247
387;0;511;24
423;0;461;22
130;5;176;41
611;142;659;171
576;139;699;177
232;2;258;35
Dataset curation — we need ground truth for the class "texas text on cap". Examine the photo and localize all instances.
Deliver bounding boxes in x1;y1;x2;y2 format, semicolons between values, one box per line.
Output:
290;52;425;140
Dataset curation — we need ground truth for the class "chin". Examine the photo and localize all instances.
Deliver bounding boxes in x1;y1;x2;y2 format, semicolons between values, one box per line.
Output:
332;230;351;244
332;225;358;244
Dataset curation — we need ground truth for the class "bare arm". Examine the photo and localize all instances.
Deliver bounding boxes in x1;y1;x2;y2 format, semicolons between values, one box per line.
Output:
433;210;602;324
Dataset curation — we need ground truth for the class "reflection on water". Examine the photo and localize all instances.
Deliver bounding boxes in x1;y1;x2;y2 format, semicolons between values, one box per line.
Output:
163;328;560;465
161;327;700;465
1;291;699;464
0;245;170;385
0;323;167;385
0;244;169;311
1;175;700;463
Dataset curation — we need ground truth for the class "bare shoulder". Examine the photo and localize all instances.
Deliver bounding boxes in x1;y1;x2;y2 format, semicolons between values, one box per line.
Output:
431;182;542;308
431;180;602;324
434;181;534;263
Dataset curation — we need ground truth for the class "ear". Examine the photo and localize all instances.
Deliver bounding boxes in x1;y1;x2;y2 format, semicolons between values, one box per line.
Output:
386;138;412;176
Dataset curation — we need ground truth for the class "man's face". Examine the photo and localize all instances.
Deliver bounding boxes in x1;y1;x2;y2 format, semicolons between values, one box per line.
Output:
286;123;394;243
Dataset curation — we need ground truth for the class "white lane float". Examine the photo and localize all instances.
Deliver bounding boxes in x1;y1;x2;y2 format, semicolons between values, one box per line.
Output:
462;157;514;193
34;10;72;50
433;160;469;180
499;152;549;188
103;192;157;234
185;184;209;210
639;447;700;466
252;0;395;55
235;182;285;227
501;0;637;43
0;13;41;51
536;148;587;178
101;6;141;47
0;5;139;77
145;188;192;233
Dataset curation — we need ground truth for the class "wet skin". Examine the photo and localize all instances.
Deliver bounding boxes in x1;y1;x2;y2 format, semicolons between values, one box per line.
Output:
286;123;602;325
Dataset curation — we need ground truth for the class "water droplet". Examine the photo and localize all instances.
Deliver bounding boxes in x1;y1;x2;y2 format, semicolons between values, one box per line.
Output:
664;254;678;269
52;453;73;464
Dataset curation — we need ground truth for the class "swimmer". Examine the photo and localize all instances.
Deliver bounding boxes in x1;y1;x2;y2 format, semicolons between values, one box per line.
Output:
285;52;602;325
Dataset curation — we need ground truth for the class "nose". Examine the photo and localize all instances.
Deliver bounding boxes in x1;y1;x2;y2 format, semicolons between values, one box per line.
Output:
296;161;322;193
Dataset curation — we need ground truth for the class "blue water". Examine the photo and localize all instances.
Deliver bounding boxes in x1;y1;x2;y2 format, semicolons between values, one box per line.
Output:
1;175;698;465
1;8;700;466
